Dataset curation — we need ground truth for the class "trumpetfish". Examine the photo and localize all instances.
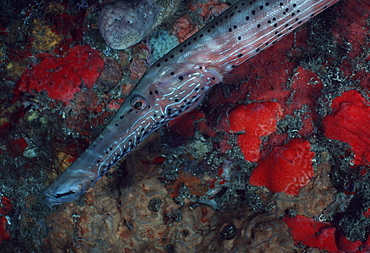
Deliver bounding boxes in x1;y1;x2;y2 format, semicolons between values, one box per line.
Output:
42;0;340;206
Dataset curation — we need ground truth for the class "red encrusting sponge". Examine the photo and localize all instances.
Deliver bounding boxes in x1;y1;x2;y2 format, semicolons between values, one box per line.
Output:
227;101;283;162
249;138;315;196
0;196;13;244
18;45;104;102
323;89;370;166
283;215;341;253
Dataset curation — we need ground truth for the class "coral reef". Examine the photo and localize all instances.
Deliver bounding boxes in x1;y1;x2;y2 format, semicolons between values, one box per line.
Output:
226;101;283;162
249;138;315;196
0;0;369;251
0;195;13;244
18;45;104;102
283;214;340;252
323;89;370;166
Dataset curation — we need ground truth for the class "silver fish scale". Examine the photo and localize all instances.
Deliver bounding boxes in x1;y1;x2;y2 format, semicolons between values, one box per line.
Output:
151;0;339;73
42;0;340;206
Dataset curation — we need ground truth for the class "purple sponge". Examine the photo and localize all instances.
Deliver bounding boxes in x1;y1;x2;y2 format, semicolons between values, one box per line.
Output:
98;0;180;50
98;0;159;49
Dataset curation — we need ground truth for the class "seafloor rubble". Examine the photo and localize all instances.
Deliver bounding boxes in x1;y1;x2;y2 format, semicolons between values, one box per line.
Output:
0;0;370;252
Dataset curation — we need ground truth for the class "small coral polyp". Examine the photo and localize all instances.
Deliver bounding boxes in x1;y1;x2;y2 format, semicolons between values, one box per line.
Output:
18;45;104;102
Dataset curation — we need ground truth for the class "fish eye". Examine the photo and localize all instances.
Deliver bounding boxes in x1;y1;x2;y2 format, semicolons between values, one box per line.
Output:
130;95;148;111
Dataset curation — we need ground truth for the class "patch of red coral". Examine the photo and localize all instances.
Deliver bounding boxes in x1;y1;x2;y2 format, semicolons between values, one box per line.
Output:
225;101;283;162
0;122;12;140
284;214;370;252
7;137;28;158
168;109;206;138
172;16;199;43
323;90;370;166
188;0;229;22
290;66;323;136
0;216;11;244
18;45;104;102
231;31;306;103
332;0;370;60
249;138;315;195
282;215;341;252
337;235;363;252
332;1;370;91
364;207;370;218
0;196;13;244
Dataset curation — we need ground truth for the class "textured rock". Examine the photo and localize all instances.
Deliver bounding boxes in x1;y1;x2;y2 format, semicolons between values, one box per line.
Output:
98;0;180;49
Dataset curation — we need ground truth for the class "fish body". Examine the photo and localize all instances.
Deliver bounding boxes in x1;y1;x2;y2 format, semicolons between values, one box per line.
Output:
42;0;340;206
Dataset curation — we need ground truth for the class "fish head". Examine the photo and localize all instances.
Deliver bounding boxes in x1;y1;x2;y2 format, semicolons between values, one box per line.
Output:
41;62;222;206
